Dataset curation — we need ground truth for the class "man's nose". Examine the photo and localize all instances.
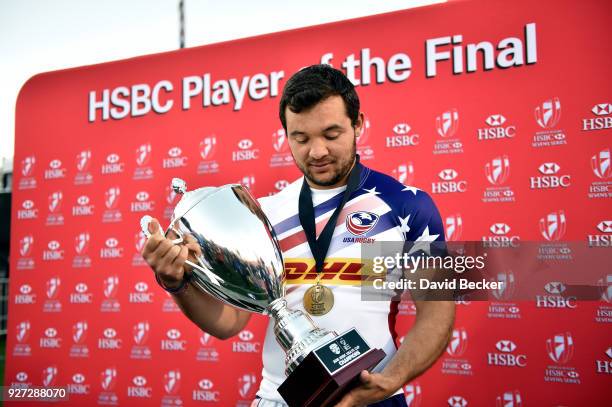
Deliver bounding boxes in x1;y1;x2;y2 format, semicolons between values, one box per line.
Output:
309;137;329;160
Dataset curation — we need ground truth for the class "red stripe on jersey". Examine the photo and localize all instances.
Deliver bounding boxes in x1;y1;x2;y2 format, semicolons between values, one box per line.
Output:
278;195;381;253
388;300;400;349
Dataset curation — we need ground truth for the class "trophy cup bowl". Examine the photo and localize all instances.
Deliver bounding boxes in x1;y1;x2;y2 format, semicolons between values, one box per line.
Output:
141;178;385;406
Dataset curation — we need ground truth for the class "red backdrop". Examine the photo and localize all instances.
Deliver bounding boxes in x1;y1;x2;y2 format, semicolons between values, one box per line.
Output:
6;0;611;405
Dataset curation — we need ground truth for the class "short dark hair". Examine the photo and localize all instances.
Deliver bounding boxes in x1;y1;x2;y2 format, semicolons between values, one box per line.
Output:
279;64;360;131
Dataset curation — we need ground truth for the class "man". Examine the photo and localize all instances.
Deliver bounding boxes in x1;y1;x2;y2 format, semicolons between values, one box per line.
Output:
143;64;455;407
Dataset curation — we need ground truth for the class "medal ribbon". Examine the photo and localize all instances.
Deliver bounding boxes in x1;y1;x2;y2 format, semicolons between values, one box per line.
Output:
298;154;362;274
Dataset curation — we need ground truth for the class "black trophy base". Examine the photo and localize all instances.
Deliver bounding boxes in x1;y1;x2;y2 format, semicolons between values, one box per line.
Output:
278;329;386;407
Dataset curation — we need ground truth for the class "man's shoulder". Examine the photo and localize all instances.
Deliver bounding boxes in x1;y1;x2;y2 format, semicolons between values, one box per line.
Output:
257;176;303;218
363;165;436;212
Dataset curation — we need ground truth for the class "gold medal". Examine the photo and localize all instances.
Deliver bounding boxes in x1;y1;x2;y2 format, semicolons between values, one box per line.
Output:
303;277;334;316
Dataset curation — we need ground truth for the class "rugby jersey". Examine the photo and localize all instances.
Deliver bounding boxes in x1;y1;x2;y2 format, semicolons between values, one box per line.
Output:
255;162;445;402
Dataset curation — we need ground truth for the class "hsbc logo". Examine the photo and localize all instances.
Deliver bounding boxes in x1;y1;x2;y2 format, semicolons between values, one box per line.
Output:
596;347;612;374
591;148;611;179
134;282;149;293
537;281;576;309
478;114;516;140
70;283;92;304
43;240;64;261
233;139;259;161
433;169;467;194
392;163;415;186
588;220;612;247
131;191;154;212
535;98;562;129
73;373;85;384
163;370;181;395
40;327;62;348
100;238;123;259
98;328;122;349
163;146;188;169
539;210;567;241
583;102;612;131
436;109;459;138
530;162;571;189
233;330;260;353
17;199;38;219
16;283;36;304
193;378;220;402
488;339;527;367
68;372;90;395
440;169;457;180
491;223;510;235
45;159;66;179
101;153;125;174
447;396;467;407
128;375;152;398
72;194;94;216
200;136;217;160
546;332;574;364
485;156;510;185
446;328;468;357
161;328;186;351
386;123;420;147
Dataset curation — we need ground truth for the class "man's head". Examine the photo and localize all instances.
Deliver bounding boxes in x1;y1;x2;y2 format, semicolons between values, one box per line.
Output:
279;65;364;189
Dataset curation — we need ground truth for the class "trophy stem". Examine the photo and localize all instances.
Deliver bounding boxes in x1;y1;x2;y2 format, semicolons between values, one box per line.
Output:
267;298;338;375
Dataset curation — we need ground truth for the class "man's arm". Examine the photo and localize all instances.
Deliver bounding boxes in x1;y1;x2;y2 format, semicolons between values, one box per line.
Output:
335;300;455;407
142;218;251;339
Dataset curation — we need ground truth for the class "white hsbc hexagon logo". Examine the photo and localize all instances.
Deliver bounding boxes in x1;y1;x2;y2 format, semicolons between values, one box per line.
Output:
44;327;58;338
199;379;213;390
73;373;85;384
597;220;612;233
107;154;120;164
447;396;468;407
133;376;147;386
75;283;88;293
592;103;612;116
77;195;90;205
167;329;181;339
22;200;34;209
238;139;253;149
239;330;254;341
544;281;566;295
495;339;517;353
439;169;458;181
168;147;182;157
275;180;289;191
490;223;510;235
393;123;411;135
16;372;28;382
105;238;119;248
104;328;117;338
136;191;149;202
20;284;32;294
539;162;560;175
135;282;148;292
48;240;60;250
485;114;506;126
49;159;62;169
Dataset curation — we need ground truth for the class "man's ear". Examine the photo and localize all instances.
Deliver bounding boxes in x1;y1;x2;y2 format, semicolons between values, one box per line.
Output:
355;112;366;137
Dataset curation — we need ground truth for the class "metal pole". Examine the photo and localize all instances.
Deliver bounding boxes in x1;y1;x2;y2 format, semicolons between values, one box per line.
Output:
179;0;185;49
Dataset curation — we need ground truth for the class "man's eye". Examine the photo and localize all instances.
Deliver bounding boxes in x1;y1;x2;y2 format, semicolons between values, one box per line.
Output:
295;138;308;144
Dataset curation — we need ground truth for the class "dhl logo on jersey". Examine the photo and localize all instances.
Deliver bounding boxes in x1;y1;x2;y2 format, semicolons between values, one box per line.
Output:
284;258;374;286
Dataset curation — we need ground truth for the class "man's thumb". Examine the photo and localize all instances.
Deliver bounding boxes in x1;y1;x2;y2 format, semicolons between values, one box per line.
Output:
147;218;162;236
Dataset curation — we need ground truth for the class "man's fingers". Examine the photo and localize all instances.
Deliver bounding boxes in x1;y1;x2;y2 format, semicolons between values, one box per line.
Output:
172;245;189;267
142;233;164;257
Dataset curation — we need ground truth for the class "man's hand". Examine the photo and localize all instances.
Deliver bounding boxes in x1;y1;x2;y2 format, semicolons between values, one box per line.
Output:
141;218;195;289
334;370;400;407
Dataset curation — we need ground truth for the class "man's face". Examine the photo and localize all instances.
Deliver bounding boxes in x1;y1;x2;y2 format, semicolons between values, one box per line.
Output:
285;95;363;189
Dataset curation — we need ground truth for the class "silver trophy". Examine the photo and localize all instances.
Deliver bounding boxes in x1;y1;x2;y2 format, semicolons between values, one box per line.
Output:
141;178;384;406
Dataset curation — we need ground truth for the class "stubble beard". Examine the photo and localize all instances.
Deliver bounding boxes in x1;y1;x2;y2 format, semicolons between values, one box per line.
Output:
296;136;357;188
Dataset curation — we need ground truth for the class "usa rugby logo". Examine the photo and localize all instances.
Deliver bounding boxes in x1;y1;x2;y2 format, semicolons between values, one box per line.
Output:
346;211;379;236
